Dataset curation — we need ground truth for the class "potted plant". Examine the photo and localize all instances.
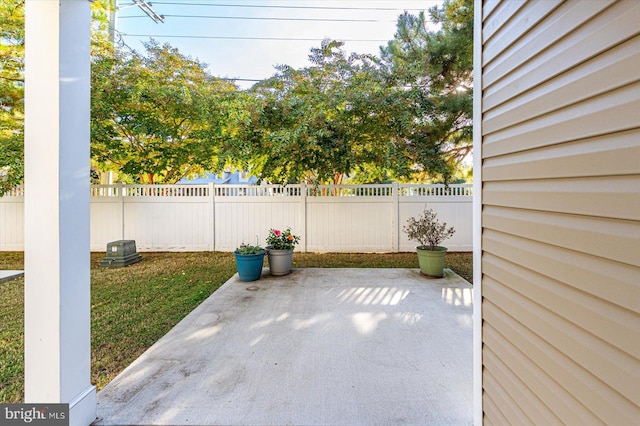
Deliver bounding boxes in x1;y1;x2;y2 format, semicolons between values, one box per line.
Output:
265;228;300;276
233;243;266;282
403;208;455;277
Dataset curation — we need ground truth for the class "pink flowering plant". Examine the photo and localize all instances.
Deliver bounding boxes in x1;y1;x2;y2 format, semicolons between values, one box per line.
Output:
266;228;300;250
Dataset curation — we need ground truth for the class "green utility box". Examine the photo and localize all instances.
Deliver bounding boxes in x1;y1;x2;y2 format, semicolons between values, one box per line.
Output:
99;240;142;268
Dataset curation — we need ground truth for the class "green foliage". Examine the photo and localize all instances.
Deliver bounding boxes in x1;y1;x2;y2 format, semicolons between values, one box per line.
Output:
90;0;113;56
232;40;411;184
0;0;113;195
0;0;24;196
381;0;474;183
226;0;474;185
91;41;239;183
0;0;474;188
403;208;456;250
265;228;300;250
235;243;265;255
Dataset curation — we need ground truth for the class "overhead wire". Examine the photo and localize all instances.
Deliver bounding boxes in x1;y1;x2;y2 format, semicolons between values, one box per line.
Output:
119;14;398;22
150;2;426;12
116;1;429;85
119;33;390;42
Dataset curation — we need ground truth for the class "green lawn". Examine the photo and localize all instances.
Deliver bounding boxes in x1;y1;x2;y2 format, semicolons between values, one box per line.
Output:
0;251;471;403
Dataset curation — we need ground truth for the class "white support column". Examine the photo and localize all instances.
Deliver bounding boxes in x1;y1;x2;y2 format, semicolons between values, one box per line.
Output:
24;1;96;426
472;0;484;424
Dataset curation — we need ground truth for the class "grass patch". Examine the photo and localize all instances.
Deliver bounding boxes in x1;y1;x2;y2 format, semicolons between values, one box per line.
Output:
0;276;24;403
293;251;473;282
0;250;471;403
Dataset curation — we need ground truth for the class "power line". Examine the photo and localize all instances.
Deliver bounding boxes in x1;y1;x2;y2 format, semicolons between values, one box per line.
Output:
119;14;398;23
120;33;390;42
150;2;426;12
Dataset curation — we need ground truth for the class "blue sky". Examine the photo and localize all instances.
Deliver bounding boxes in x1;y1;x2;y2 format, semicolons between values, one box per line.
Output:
115;0;442;88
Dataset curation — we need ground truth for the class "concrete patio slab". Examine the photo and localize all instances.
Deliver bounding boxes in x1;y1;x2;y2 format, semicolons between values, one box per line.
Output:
96;268;473;425
0;270;23;283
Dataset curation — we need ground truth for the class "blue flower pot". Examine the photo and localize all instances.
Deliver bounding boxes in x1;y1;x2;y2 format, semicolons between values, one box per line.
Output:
234;251;266;282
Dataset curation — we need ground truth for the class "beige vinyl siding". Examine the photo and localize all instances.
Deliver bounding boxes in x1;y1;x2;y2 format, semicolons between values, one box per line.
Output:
479;0;640;424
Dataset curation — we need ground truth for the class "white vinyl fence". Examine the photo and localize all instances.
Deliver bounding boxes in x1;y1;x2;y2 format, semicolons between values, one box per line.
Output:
1;183;472;252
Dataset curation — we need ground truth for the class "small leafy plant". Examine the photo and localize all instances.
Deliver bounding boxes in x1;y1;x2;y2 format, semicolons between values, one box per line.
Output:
235;243;264;255
403;208;455;251
266;228;300;250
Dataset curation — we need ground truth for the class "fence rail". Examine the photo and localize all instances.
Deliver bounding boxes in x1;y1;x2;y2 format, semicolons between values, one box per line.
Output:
1;183;472;252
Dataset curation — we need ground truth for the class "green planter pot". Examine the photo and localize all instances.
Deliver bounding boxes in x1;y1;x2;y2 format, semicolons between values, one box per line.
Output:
234;250;265;282
267;247;294;276
416;246;447;278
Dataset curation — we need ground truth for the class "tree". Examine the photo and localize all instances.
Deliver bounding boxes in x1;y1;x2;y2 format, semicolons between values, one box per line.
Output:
232;40;409;185
0;0;24;195
91;41;239;184
381;0;473;182
0;0;113;195
227;0;474;185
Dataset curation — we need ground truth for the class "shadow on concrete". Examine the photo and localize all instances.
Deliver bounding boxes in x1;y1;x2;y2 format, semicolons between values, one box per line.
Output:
96;268;473;425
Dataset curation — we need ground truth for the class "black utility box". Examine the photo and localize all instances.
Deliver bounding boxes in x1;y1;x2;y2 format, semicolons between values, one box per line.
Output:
99;240;142;268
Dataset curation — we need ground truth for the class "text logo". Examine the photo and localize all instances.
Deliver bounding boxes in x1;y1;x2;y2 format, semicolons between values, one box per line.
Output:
1;404;68;426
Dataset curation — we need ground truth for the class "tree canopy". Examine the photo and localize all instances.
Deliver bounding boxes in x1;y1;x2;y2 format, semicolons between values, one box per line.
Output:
0;0;113;194
91;41;239;184
225;0;474;184
0;0;24;195
0;0;474;192
225;40;409;185
381;0;474;182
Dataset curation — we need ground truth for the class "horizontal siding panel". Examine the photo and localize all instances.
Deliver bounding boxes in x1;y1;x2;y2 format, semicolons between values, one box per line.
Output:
484;301;639;424
481;1;640;423
483;282;640;414
483;252;640;358
482;322;603;424
482;0;501;23
483;0;615;90
482;205;640;267
482;394;510;426
483;0;640;110
482;347;559;425
482;129;640;181
482;229;639;314
483;176;640;221
483;0;561;68
484;81;640;157
484;35;640;134
482;0;527;44
483;371;536;425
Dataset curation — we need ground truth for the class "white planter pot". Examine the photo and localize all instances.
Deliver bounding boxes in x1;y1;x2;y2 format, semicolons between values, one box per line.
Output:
267;248;294;276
